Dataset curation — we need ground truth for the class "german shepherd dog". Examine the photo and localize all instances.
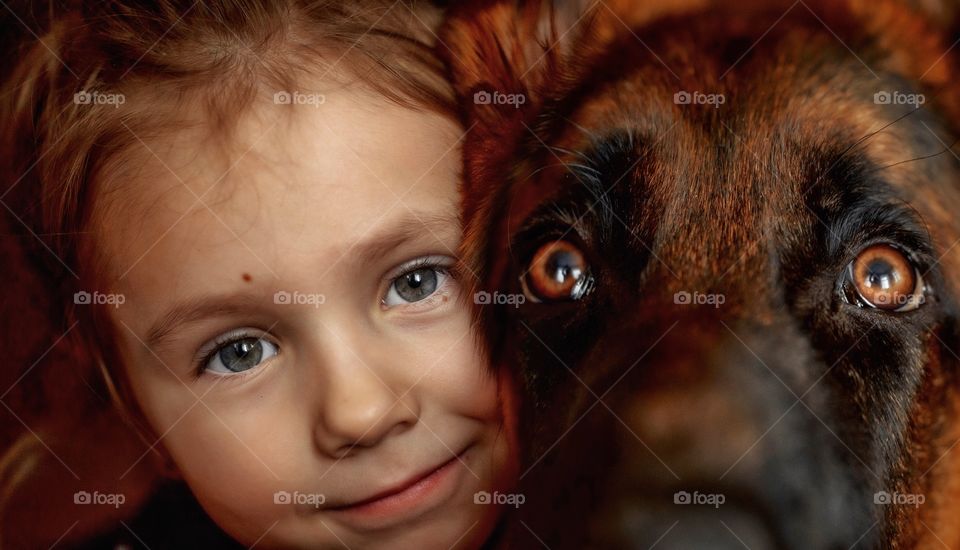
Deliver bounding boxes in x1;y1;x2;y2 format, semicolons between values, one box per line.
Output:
441;0;960;548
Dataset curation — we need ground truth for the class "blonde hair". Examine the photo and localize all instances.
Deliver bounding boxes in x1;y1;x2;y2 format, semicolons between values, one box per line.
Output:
0;0;453;543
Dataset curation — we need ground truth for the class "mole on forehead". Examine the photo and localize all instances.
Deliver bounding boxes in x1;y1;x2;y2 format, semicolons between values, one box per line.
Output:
242;273;252;282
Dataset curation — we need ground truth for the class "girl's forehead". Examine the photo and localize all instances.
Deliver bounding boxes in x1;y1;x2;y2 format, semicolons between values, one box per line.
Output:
95;88;463;292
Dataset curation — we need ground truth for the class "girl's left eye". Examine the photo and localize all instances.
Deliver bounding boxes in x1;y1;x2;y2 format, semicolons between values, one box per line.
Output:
383;258;453;307
203;336;279;375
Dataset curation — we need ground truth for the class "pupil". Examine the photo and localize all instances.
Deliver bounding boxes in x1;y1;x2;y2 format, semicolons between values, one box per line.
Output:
866;259;895;288
220;338;262;372
396;268;438;302
548;251;582;283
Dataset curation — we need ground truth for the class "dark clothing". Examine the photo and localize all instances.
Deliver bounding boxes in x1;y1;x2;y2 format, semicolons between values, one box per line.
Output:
69;482;242;550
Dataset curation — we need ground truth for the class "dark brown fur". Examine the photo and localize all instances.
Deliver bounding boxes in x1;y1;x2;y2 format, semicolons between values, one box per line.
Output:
442;0;960;547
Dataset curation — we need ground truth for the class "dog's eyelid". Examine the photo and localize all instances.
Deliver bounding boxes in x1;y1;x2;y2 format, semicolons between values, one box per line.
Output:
514;204;597;247
826;202;934;262
843;235;934;270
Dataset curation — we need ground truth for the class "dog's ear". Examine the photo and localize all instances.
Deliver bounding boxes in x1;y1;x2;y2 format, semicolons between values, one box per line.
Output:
438;0;704;106
899;0;960;24
850;0;960;83
437;0;690;155
438;1;592;207
439;0;587;113
438;0;589;291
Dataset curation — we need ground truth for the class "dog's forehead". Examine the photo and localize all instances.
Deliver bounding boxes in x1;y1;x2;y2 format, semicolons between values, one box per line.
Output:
513;32;959;233
497;34;960;291
559;68;937;205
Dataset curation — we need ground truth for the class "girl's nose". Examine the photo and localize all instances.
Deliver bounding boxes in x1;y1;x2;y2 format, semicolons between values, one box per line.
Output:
314;351;420;457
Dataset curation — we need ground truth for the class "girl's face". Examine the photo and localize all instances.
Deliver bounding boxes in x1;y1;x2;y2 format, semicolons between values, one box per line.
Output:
98;86;517;548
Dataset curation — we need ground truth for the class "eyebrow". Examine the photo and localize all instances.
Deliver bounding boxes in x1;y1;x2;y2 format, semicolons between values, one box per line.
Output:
141;210;462;352
145;295;261;352
353;210;462;267
517;136;635;242
803;151;934;258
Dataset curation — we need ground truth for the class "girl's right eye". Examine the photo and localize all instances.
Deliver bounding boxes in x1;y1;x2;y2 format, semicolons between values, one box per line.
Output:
386;267;447;304
201;335;279;375
381;255;455;308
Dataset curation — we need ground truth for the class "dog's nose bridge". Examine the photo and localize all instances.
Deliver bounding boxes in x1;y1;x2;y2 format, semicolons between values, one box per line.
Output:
637;235;776;317
644;137;775;297
605;302;811;391
641;311;806;380
605;314;814;478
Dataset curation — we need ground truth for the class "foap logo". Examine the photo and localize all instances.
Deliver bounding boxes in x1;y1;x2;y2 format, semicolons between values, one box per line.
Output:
274;490;326;508
73;90;126;108
473;90;526;109
274;290;326;307
673;90;726;108
74;290;125;308
474;491;525;508
474;290;526;308
674;490;725;509
673;290;725;308
873;90;925;107
870;291;925;309
273;91;326;107
874;490;925;508
74;490;126;508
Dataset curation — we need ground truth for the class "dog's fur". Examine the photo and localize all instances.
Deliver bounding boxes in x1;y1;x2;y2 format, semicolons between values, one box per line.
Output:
441;1;960;547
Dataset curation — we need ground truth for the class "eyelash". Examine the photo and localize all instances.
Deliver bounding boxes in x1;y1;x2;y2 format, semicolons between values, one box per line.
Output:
192;328;277;380
381;256;457;301
388;256;453;278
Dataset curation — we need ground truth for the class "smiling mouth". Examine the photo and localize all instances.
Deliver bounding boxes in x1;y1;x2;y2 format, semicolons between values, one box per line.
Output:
325;447;471;528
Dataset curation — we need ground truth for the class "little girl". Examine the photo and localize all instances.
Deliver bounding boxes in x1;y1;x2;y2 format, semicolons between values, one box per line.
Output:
0;1;518;548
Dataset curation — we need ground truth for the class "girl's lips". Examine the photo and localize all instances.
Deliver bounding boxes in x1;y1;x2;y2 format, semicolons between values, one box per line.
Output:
326;447;470;530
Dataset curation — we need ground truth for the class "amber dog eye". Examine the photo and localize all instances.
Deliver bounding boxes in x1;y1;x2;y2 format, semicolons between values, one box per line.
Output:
522;240;593;302
846;244;925;312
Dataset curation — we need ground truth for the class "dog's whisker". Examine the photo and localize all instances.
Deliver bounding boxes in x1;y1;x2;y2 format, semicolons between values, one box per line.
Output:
524;161;593;182
813;106;925;190
561;162;603;177
561;116;600;142
547;144;593;163
867;140;958;175
524;157;604;188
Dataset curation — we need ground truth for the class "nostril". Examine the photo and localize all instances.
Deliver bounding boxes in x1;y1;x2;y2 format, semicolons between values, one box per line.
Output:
317;395;420;457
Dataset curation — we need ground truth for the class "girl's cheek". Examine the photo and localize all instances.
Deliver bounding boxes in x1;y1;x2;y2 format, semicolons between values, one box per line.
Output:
162;412;295;542
427;333;503;419
133;365;329;545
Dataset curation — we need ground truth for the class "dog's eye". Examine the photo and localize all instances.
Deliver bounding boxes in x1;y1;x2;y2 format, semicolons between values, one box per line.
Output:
844;244;925;312
521;240;593;302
